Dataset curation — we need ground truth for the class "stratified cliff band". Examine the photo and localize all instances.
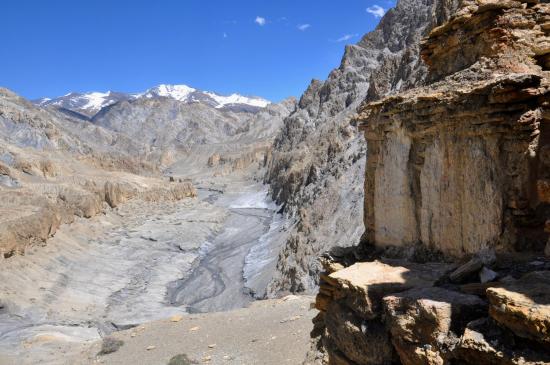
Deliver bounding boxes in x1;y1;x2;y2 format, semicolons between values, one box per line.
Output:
312;1;550;364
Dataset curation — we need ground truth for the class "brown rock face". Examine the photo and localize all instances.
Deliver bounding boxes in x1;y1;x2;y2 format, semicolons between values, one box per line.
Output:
457;317;550;365
487;271;550;345
355;0;550;257
383;287;486;365
327;260;452;319
207;153;221;167
104;181;126;208
324;301;395;365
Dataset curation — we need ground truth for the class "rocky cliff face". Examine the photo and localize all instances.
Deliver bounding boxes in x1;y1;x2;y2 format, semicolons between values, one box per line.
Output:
313;1;550;364
265;0;460;295
358;0;550;257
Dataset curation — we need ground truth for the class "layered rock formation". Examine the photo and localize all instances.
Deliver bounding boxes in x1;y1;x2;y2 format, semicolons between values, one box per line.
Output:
265;0;460;294
313;0;550;364
358;0;550;257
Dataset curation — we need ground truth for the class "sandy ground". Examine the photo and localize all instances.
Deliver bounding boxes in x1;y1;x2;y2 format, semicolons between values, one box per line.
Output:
0;296;316;365
78;296;316;365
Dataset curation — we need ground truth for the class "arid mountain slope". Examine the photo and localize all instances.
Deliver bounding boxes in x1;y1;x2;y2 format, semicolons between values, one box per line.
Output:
0;87;198;258
265;0;460;295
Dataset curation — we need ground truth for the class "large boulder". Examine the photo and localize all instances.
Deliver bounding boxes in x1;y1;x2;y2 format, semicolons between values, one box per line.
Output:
329;260;452;319
487;271;550;345
457;318;550;365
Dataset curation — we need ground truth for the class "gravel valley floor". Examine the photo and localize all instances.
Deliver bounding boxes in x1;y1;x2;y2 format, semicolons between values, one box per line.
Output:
0;180;306;365
73;295;316;365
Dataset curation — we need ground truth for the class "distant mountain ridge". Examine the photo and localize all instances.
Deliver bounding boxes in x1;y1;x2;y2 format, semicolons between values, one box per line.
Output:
33;84;271;117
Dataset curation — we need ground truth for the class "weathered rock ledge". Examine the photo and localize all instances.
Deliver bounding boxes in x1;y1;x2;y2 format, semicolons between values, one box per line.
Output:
311;254;550;365
0;176;196;259
311;1;550;364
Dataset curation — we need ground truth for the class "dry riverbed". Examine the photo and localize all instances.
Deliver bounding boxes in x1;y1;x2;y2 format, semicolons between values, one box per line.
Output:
0;181;300;365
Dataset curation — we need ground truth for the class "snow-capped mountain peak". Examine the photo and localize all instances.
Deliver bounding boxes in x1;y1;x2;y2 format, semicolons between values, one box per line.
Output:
140;84;196;101
34;90;129;117
34;84;271;117
139;84;269;109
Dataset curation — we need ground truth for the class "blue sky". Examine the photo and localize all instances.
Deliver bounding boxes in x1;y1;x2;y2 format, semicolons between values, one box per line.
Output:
2;0;395;102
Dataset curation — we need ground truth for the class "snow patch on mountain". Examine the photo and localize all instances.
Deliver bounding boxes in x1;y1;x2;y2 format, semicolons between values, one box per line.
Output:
80;92;116;112
204;92;270;109
140;84;196;101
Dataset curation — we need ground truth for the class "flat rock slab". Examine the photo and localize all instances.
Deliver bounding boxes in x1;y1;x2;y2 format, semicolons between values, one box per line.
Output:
487;271;550;345
329;260;452;319
384;287;486;342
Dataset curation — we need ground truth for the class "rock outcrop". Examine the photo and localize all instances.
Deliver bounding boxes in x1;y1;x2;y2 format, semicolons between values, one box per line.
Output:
312;1;550;364
487;271;550;345
266;0;461;295
356;0;550;258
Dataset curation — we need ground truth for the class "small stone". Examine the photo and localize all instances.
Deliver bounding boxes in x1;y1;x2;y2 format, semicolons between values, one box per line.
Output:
479;266;498;283
450;251;495;283
208;344;216;348
130;333;136;338
146;345;156;351
168;354;194;365
170;314;184;322
280;315;301;323
189;326;200;332
98;337;124;356
202;356;212;362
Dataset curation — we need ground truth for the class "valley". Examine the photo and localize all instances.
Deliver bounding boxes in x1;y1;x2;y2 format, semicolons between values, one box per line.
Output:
2;1;550;364
0;180;288;364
